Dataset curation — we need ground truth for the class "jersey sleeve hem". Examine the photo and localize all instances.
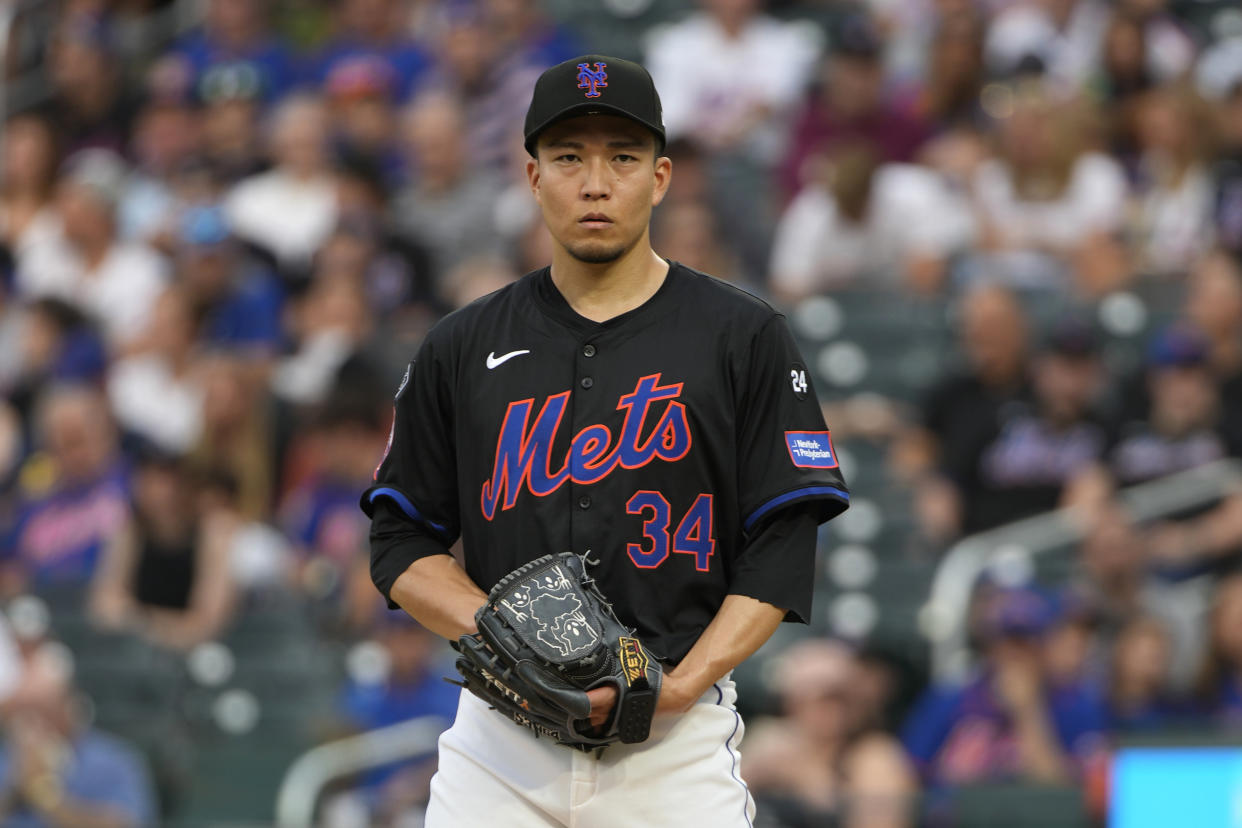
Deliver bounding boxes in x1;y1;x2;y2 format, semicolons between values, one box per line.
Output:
360;484;454;540
743;484;850;534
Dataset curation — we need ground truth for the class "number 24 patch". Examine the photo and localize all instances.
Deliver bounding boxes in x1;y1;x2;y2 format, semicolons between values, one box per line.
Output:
785;431;838;469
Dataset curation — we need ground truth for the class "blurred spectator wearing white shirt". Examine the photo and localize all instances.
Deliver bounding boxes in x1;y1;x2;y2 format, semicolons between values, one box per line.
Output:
224;94;339;275
985;0;1111;87
971;83;1128;294
646;0;821;164
15;150;169;350
647;0;822;275
0;114;62;262
390;93;503;290
770;143;976;300
1128;85;1217;277
107;287;205;455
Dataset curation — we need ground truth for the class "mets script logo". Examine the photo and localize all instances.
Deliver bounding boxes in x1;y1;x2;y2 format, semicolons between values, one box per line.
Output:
482;373;691;520
577;62;607;98
618;637;649;687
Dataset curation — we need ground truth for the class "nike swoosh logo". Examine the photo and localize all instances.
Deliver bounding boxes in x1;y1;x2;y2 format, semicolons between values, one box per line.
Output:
486;350;530;369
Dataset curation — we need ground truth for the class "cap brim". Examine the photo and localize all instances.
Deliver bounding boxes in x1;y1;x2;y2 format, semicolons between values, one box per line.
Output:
524;103;665;155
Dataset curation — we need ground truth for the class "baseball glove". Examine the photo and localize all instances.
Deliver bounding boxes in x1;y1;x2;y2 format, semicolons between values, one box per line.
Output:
452;552;663;751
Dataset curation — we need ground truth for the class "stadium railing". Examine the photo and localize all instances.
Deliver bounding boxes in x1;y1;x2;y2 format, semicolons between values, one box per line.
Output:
273;714;449;828
921;458;1242;684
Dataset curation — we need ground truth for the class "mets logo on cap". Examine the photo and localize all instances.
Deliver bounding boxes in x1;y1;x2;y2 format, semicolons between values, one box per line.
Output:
577;62;607;98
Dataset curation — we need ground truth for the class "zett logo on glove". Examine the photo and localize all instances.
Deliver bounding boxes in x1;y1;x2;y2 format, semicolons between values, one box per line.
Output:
619;637;650;688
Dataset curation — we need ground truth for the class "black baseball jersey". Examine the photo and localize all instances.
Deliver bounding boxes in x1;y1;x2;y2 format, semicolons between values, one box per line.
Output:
361;262;849;662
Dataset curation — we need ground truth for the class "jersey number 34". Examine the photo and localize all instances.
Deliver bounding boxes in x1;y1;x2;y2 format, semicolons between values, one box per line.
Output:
626;492;715;572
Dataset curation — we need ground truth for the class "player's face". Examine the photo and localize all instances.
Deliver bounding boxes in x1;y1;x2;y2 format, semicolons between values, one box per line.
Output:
527;115;671;265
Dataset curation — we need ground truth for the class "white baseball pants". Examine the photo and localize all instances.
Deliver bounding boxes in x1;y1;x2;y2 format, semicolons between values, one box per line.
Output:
424;677;756;827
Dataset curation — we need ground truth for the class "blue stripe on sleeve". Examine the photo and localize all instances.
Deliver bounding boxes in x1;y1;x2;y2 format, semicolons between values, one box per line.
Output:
366;487;449;535
743;485;850;533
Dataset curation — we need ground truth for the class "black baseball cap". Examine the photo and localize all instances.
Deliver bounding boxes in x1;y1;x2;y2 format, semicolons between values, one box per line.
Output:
523;54;665;156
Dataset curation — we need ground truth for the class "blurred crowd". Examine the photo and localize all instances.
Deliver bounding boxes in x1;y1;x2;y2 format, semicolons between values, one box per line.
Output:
0;0;1240;825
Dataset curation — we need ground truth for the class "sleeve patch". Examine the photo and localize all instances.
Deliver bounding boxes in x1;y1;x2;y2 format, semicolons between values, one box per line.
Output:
785;431;838;469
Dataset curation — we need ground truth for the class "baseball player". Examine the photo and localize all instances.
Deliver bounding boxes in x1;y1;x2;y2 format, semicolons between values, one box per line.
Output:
361;54;850;826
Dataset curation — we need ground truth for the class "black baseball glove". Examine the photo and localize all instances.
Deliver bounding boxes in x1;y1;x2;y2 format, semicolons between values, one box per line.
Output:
452;552;663;751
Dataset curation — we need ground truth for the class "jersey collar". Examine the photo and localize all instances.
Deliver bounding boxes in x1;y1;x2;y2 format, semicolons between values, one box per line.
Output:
530;260;686;336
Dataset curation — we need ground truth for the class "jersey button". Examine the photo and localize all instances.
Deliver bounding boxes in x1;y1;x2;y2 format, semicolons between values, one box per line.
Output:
581;377;594;389
578;495;591;510
583;344;596;357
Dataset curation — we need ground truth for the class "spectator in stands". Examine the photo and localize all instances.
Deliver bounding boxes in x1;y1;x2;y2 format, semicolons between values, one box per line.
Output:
1211;80;1242;259
1108;614;1185;731
16;150;169;350
971;83;1129;294
1118;0;1197;83
1112;249;1242;422
4;299;106;427
1073;507;1208;691
195;61;269;184
915;10;987;131
327;168;441;369
391;92;503;289
329;613;460;824
88;449;237;652
4;385;128;593
653;199;747;287
1185;249;1242;413
169;0;299;105
780;13;930;198
188;354;273;521
648;0;820;165
1196;573;1242;728
983;0;1108;88
484;0;581;68
647;0;822;274
902;585;1109;787
438;255;521;312
0;113;62;261
895;285;1031;544
927;319;1108;538
1094;9;1155;115
174;205;283;355
742;639;918;828
1073;326;1242;569
106;287;205;454
45;15;136;156
1128;84;1217;277
224;94;339;275
0;643;157;827
416;2;543;174
271;272;372;407
986;0;1193;91
324;58;403;181
768;140;975;300
280;400;387;630
309;0;432;104
118;95;203;247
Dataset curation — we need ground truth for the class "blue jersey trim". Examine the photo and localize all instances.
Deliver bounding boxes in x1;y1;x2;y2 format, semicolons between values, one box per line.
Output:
743;485;850;533
366;487;448;535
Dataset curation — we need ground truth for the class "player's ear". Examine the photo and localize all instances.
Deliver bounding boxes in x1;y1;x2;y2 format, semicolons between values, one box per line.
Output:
650;156;672;208
526;157;541;203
